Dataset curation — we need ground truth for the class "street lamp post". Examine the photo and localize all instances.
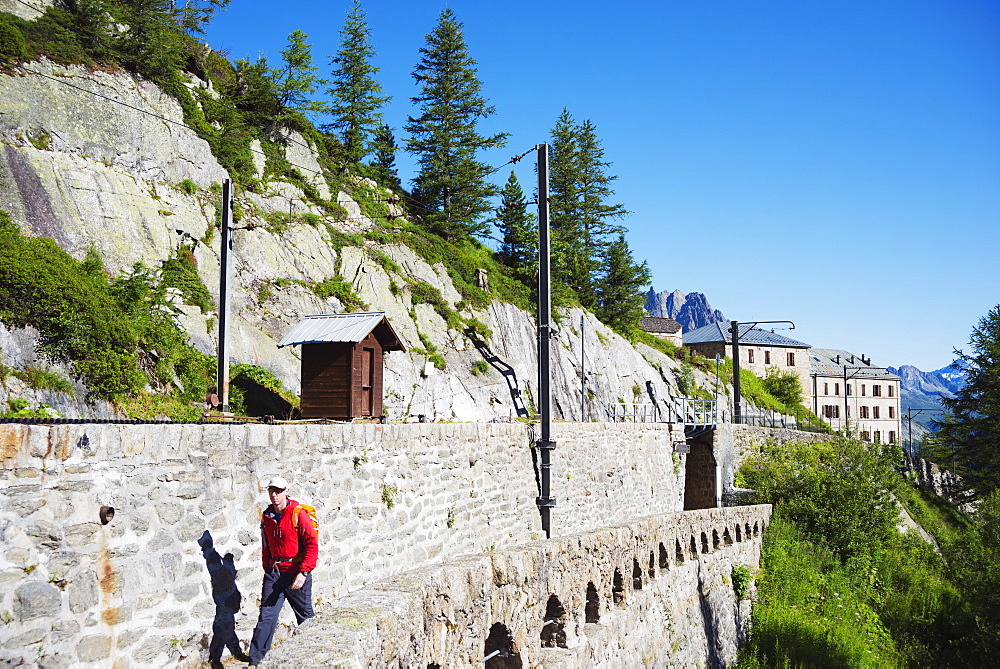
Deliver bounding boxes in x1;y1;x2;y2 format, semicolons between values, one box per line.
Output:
905;407;944;456
730;320;795;424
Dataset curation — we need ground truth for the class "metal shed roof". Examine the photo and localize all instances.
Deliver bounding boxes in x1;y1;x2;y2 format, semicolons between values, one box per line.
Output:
683;322;810;348
277;312;404;350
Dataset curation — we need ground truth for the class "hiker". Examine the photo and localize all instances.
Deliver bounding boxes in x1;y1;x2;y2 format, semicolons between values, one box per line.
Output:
246;476;318;667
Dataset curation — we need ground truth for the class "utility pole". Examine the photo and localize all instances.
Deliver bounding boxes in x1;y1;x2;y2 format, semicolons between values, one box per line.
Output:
535;143;556;538
730;321;741;424
216;178;234;411
580;314;585;422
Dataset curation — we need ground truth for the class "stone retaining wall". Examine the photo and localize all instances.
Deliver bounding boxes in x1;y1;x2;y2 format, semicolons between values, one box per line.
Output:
0;421;688;667
260;505;772;668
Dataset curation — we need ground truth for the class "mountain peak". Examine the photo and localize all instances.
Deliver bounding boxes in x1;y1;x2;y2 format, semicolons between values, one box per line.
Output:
646;288;727;332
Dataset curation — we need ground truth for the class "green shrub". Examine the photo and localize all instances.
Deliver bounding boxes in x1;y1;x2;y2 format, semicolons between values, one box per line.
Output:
10;366;74;395
309;277;368;312
175;179;198;195
159;245;213;313
0;17;28;62
471;360;489;376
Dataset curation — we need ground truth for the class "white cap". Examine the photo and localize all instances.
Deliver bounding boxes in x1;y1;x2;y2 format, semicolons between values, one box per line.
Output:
266;476;289;490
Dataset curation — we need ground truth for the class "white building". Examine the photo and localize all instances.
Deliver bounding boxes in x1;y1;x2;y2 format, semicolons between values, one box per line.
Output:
809;348;901;444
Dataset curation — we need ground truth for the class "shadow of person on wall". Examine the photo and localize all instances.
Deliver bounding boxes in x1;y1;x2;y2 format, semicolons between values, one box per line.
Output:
198;530;250;667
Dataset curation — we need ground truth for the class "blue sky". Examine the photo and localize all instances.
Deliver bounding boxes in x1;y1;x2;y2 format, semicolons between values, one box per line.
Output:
204;0;999;371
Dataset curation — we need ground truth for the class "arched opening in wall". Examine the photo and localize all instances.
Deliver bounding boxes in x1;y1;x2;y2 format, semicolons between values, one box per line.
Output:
540;594;567;648
683;433;717;510
648;551;656;580
712;529;721;550
585;582;600;623
659;542;669;570
675;539;685;565
690;535;698;558
736;524;743;542
613;569;625;605
428;665;441;669
484;623;522;668
632;558;643;590
753;522;759;537
701;532;710;554
745;523;752;539
723;527;733;545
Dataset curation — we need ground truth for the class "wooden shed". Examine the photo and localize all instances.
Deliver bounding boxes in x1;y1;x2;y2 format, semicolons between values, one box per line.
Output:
278;312;404;420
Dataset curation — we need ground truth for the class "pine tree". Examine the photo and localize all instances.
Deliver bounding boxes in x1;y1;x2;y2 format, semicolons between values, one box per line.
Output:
270;30;327;124
929;304;1000;500
405;9;508;240
547;110;627;307
369;122;400;188
493;171;537;279
115;0;184;78
173;0;230;37
326;0;390;164
594;232;651;337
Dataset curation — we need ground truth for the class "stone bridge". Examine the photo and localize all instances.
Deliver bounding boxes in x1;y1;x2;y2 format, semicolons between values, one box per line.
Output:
262;505;771;667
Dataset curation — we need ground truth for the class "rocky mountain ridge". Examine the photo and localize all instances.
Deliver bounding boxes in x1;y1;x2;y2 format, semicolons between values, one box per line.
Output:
0;59;700;421
887;363;965;439
645;287;728;332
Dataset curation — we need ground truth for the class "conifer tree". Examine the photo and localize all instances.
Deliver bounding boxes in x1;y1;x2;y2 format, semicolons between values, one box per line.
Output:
370;122;400;188
405;9;508;240
493;171;537;279
930;304;1000;500
270;30;327;124
326;0;390;164
594;232;651;337
115;0;183;78
547;110;627;307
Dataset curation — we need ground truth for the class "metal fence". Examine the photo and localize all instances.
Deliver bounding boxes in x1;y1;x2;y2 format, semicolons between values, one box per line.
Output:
605;402;661;423
671;397;718;426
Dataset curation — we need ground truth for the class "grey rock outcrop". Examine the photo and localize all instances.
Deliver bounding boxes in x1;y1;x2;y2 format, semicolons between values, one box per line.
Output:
0;61;703;421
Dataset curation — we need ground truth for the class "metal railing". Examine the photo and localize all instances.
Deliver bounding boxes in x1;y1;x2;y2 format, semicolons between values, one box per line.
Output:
606;402;661;423
671;397;717;426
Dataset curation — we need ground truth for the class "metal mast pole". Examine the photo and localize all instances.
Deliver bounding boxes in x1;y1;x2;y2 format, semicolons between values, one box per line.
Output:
216;178;234;411
535;143;556;538
580;314;585;422
730;321;741;424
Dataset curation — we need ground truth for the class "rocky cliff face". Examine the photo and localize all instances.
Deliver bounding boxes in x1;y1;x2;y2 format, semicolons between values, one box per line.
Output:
0;60;692;421
645;287;727;332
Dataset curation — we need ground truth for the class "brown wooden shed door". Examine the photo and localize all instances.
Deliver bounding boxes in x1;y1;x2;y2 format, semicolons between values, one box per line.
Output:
361;347;375;416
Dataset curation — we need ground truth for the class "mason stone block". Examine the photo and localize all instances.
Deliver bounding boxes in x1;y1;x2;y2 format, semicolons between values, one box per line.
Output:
155;502;184;525
68;569;98;614
175;515;206;542
64;522;100;548
174;583;201;602
4;626;45;648
14;468;41;478
76;634;112;662
48;551;81;576
14;580;61;620
51;619;81;642
36;652;72;669
116;627;145;649
135;589;167;611
25;521;62;552
155;609;189;628
10;497;46;517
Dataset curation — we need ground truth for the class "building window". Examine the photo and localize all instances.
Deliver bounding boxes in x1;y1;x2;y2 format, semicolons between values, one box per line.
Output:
874;431;881;443
822;405;841;419
824;383;829;395
847;384;852;396
860;406;869;419
787;352;795;366
888;385;894;397
862;384;866;396
861;431;870;442
873;385;882;397
835;383;840;395
765;350;771;364
873;406;880;419
748;349;754;363
846;406;851;418
889;406;895;419
889;431;896;444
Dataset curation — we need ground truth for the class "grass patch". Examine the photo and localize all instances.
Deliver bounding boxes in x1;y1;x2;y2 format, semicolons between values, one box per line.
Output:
10;366;74;395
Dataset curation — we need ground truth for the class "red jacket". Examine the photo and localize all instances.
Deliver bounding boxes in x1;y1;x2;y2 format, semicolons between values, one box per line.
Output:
260;499;318;573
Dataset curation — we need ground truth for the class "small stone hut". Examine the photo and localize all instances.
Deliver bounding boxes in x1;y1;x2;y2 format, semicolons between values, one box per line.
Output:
278;312;404;420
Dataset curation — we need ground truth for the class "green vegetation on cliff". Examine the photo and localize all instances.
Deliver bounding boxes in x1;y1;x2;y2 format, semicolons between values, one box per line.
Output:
737;436;1000;667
